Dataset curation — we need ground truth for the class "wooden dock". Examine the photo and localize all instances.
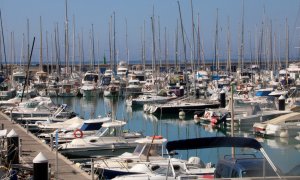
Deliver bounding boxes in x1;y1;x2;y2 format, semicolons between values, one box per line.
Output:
0;112;91;180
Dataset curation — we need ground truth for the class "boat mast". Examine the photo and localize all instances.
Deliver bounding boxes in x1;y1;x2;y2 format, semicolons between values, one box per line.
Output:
177;1;187;70
55;23;61;75
164;27;168;71
190;0;196;71
143;20;146;70
158;16;162;71
285;18;289;86
227;17;232;74
151;16;156;74
72;15;75;73
46;31;49;73
113;12;116;74
65;0;69;75
39;16;43;72
0;10;8;76
175;20;179;72
91;24;95;70
125;18;129;65
214;8;219;76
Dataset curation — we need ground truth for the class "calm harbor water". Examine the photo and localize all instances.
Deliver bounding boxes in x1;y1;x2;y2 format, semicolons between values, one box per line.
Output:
51;96;300;175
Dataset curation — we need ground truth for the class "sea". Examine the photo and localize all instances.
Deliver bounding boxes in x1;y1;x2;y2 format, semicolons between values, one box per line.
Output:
51;96;300;176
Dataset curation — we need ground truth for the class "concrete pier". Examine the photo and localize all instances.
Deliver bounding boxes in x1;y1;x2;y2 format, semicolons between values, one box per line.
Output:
0;112;91;180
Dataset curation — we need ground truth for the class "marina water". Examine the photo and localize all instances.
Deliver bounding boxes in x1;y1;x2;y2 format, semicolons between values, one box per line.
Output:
51;96;300;175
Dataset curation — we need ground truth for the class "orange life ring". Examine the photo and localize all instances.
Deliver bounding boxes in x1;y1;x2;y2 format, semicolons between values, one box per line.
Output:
74;129;83;138
151;135;163;139
204;112;210;118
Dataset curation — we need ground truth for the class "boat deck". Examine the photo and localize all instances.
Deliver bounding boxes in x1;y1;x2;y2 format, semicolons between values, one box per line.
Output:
0;112;91;180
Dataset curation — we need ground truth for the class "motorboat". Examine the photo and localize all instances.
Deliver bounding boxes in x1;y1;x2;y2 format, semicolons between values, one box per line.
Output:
113;137;281;179
104;136;215;179
144;97;220;117
80;71;99;97
124;79;143;95
14;104;76;131
103;80;120;97
253;112;300;137
82;136;169;179
38;115;111;144
58;120;144;158
0;78;16;100
4;96;68;120
57;79;78;97
126;91;177;107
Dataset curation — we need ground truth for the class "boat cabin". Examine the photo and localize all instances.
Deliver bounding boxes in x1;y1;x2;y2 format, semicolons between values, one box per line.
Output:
95;121;127;137
132;136;167;158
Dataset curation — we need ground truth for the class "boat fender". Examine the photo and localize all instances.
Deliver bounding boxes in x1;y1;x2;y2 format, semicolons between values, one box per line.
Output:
151;135;163;139
204;112;210;119
73;129;83;138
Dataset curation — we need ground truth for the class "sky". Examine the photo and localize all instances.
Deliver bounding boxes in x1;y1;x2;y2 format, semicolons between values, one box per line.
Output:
0;0;300;65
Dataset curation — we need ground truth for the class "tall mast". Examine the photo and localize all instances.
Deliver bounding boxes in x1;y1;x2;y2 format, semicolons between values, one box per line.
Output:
113;12;116;73
151;16;156;74
143;20;146;69
177;1;187;70
78;33;81;72
125;18;129;65
240;0;245;71
190;0;196;71
65;0;69;75
109;16;112;70
214;8;219;75
72;15;75;72
285;18;289;86
91;24;95;70
164;27;168;70
227;17;232;74
39;16;43;72
46;31;49;73
175;20;179;72
158;16;162;70
55;23;60;75
0;10;8;75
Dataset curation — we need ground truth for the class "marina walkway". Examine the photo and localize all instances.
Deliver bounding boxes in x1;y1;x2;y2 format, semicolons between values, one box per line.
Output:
0;112;91;180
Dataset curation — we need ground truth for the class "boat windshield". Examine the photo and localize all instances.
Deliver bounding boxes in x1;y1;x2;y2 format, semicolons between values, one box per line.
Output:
84;74;98;82
133;144;162;157
95;126;122;137
13;76;26;83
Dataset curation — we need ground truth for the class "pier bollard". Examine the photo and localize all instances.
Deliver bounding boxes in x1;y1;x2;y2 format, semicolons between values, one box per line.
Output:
195;87;200;98
50;134;54;151
33;152;48;180
220;90;226;108
91;158;95;180
1;123;4;130
26;119;29;133
6;129;19;165
278;95;285;111
179;86;184;97
19;139;22;157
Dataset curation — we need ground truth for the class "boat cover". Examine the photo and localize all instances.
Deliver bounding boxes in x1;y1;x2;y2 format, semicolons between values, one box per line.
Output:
166;137;262;152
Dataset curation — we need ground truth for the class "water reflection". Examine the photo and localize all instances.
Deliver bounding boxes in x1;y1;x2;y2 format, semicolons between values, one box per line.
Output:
50;96;300;176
